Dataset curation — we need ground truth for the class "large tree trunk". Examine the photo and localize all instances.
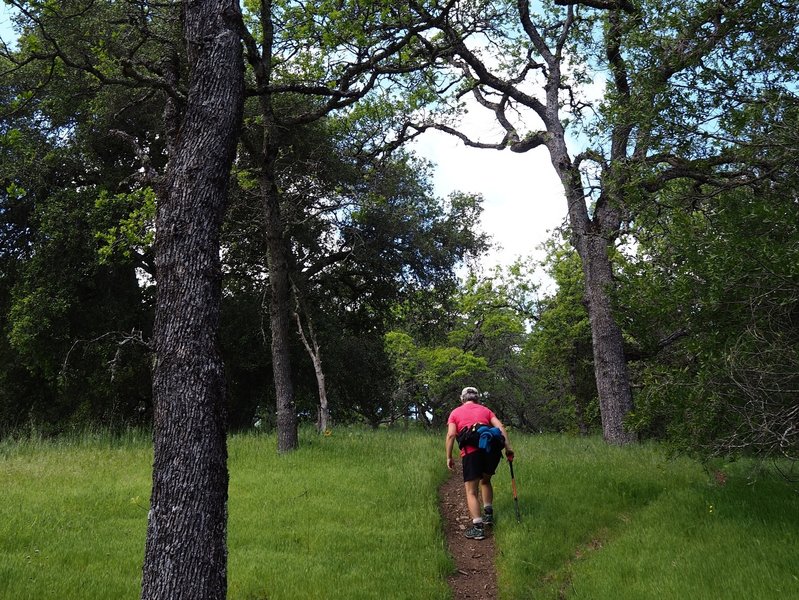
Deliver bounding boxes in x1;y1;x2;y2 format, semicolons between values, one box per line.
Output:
262;178;298;453
579;226;636;445
141;0;244;597
550;134;637;445
242;0;298;454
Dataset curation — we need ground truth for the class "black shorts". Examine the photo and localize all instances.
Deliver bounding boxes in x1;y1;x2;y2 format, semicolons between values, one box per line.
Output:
462;449;503;482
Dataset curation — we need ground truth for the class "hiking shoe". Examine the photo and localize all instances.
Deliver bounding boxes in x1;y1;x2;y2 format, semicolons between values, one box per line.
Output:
465;525;486;540
483;512;494;526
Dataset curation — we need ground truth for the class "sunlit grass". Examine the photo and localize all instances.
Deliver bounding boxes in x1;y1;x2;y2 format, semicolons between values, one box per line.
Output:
492;434;799;599
227;428;451;599
0;427;451;600
1;428;796;599
0;431;152;600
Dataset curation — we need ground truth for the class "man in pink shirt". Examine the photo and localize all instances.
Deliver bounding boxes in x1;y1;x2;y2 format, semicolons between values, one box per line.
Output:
445;386;514;540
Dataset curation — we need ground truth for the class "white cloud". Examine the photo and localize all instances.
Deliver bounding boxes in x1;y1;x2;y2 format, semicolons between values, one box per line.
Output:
412;128;567;278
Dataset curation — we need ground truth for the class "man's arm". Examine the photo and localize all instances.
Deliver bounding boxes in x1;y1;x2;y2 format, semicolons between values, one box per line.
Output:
445;422;457;471
490;415;514;456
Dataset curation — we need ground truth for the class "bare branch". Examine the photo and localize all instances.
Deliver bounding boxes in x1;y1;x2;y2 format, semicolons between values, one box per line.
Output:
553;0;637;13
61;329;151;380
108;129;160;184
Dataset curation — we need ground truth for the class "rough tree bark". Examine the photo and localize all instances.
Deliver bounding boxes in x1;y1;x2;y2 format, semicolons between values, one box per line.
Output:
140;0;244;596
262;173;298;453
575;211;635;443
551;129;637;445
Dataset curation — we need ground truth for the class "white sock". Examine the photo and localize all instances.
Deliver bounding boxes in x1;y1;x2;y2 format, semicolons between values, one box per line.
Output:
473;517;484;526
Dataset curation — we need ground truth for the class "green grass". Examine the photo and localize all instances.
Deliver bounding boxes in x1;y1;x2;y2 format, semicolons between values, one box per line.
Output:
0;427;451;600
493;434;799;599
226;429;450;599
1;428;796;599
0;429;153;599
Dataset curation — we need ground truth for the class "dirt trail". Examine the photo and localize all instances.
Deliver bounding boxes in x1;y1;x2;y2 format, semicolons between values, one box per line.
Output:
438;463;498;599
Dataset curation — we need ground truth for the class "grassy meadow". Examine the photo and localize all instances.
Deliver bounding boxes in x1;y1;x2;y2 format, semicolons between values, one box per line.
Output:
0;428;796;599
493;436;798;599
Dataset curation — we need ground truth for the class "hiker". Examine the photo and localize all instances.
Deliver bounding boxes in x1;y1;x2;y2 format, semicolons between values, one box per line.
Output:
445;386;514;540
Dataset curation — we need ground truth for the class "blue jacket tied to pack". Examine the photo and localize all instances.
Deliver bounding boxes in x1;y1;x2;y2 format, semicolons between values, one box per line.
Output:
477;426;504;453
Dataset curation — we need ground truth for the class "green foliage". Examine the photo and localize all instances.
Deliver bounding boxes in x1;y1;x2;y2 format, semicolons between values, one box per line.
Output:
594;0;799;161
322;332;396;427
381;247;604;437
446;262;541;426
3;186;152;431
525;238;599;434
226;111;490;426
619;154;799;458
385;260;550;429
95;188;156;264
1;27;158;433
219;289;273;431
384;330;489;424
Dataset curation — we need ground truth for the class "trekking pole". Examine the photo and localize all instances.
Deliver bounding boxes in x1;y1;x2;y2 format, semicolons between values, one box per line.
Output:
508;452;521;523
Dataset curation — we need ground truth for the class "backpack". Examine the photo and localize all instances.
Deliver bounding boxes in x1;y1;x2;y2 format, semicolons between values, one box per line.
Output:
457;422;505;453
456;422;488;449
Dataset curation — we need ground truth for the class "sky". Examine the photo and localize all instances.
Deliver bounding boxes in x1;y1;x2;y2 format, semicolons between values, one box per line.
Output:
0;5;14;46
412;129;567;276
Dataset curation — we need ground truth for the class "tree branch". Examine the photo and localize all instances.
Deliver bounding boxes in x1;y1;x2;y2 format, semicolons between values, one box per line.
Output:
553;0;638;13
108;129;160;184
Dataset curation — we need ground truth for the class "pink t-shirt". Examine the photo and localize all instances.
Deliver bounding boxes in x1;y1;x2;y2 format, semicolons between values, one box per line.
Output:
447;402;496;457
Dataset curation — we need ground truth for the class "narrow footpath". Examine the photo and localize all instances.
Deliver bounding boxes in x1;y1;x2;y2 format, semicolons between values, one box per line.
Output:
438;463;499;599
